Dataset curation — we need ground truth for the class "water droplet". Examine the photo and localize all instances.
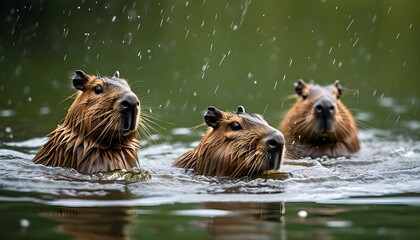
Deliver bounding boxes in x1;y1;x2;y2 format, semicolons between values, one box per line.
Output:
5;126;12;133
20;219;30;228
112;15;116;22
346;19;354;31
232;25;238;31
297;210;307;218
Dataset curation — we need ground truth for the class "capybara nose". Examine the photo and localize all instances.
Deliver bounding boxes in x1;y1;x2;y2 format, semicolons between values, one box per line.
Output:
264;131;285;170
314;98;335;119
264;131;285;152
120;93;140;112
120;93;139;132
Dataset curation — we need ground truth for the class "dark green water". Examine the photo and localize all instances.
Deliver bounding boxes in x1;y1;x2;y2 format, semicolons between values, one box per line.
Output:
1;1;419;239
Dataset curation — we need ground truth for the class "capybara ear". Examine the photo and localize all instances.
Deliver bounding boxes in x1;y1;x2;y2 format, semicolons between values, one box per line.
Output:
73;70;89;91
334;80;343;98
294;79;307;96
237;105;245;114
114;70;120;78
205;106;222;128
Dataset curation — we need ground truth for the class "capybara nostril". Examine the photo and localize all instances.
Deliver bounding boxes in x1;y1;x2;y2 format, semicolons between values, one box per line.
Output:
315;104;323;113
121;93;139;111
314;98;335;118
264;133;284;152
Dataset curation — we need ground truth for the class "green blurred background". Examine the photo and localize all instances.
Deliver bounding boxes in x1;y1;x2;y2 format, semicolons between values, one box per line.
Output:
1;0;419;140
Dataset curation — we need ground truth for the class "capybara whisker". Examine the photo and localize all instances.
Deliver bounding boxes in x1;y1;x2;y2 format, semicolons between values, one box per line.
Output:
33;70;142;174
174;106;286;178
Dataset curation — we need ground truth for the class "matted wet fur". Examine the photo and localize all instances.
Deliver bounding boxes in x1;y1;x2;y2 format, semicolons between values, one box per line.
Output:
279;80;360;159
33;70;141;173
173;106;285;177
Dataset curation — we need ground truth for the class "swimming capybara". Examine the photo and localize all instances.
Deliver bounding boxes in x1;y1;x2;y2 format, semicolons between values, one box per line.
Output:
279;80;360;159
174;106;285;177
33;70;141;173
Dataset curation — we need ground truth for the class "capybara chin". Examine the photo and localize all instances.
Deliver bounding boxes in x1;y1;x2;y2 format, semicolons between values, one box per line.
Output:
33;70;141;173
279;79;360;159
173;106;285;177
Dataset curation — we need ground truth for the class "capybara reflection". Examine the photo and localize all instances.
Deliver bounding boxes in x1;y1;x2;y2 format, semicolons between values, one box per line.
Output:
33;70;141;173
174;106;285;177
279;80;360;159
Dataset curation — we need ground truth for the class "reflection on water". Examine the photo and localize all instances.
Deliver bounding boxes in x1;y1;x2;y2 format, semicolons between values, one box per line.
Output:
201;202;285;240
41;206;136;240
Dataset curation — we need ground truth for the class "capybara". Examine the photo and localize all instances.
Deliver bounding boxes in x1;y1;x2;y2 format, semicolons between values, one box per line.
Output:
174;106;285;177
279;80;360;159
33;70;141;173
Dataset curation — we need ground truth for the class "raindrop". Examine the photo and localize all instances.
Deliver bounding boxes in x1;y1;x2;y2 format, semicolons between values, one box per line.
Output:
346;19;354;31
5;126;12;133
248;72;253;79
371;14;377;24
395;32;400;39
84;32;90;43
395;115;400;124
232;25;238;31
193;91;197;96
274;81;278;90
112;15;116;22
288;58;293;67
297;210;308;218
214;85;219;94
387;6;392;14
218;54;227;66
372;89;377;97
352;38;359;47
23;86;30;95
20;219;30;228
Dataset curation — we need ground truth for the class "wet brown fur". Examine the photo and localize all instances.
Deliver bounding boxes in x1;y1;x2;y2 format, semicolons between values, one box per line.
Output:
33;71;141;173
279;80;360;159
174;106;285;177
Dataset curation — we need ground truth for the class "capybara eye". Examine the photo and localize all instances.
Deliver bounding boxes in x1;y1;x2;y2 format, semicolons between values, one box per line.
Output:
230;121;242;131
94;86;103;94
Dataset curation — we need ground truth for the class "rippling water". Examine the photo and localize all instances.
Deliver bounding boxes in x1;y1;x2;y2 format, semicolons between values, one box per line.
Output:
1;129;420;239
1;128;419;206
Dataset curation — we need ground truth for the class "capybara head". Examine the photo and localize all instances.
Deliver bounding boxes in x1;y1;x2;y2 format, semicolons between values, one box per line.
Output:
174;106;285;177
68;70;141;142
33;70;141;173
279;80;360;159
